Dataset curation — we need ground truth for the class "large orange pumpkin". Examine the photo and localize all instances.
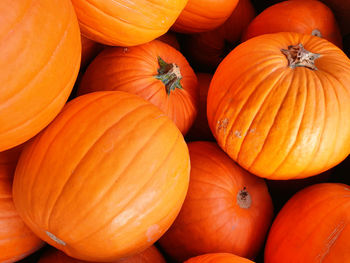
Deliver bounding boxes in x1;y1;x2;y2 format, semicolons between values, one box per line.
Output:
0;146;44;262
265;183;350;262
71;0;188;46
159;141;273;262
0;0;81;151
38;245;166;263
13;91;190;262
185;253;254;263
172;0;239;33
207;32;350;180
78;40;198;135
242;0;342;48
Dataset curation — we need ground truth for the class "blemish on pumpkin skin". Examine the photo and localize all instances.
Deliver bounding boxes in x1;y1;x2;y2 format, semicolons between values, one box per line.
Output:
234;130;242;138
46;231;66;246
217;118;229;133
123;47;128;53
146;224;161;243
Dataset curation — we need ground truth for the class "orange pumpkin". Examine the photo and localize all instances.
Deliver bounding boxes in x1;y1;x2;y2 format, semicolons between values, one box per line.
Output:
78;40;198;135
38;245;166;263
172;0;239;33
265;183;350;262
13;91;190;262
157;32;181;50
241;0;342;48
0;146;44;262
185;253;254;263
81;35;104;70
186;73;214;141
207;32;350;180
159;141;273;262
71;0;188;46
0;0;81;152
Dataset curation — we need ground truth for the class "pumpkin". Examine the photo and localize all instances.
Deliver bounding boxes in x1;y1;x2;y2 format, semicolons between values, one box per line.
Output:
78;40;198;135
241;0;342;48
172;0;239;33
184;253;254;263
320;0;350;36
159;141;273;262
38;245;166;263
12;91;190;262
81;35;104;70
207;32;350;180
70;0;188;46
157;32;181;50
265;183;350;262
0;146;44;262
0;0;81;152
184;0;255;71
186;73;215;141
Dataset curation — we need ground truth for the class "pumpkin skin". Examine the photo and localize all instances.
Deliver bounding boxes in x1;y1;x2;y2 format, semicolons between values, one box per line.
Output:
38;246;166;263
78;40;198;135
172;0;239;33
320;0;350;36
159;141;273;262
185;253;254;263
184;0;255;71
12;91;190;262
157;32;180;50
265;183;350;263
0;0;81;152
81;35;104;70
186;73;214;141
0;146;44;263
70;0;188;46
241;0;342;48
207;32;350;180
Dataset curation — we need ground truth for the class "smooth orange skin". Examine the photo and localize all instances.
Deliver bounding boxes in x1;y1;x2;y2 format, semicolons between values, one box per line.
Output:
184;0;256;71
38;246;166;263
13;91;190;262
78;40;198;135
186;73;214;141
71;0;188;46
0;0;81;151
242;0;342;48
172;0;239;33
185;253;254;263
208;32;350;180
159;142;273;262
320;0;350;36
0;146;44;263
265;183;350;263
156;32;180;50
81;35;104;70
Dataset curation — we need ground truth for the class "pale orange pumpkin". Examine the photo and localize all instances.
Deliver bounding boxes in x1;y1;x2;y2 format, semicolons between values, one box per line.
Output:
0;0;81;151
13;91;190;262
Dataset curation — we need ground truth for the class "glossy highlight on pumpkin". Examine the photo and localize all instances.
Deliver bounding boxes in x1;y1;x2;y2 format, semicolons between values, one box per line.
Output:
13;91;190;262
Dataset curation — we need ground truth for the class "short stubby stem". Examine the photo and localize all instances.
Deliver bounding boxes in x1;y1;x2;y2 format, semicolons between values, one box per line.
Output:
237;187;252;209
281;43;321;70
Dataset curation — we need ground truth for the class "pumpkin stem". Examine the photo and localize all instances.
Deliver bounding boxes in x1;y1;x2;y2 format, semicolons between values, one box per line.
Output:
281;43;320;70
154;56;183;95
237;187;251;209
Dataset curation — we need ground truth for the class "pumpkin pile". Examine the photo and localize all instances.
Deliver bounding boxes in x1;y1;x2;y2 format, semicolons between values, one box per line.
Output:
1;0;350;263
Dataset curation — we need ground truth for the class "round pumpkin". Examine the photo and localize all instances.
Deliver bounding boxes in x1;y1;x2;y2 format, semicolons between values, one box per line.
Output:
13;91;190;262
172;0;239;33
185;253;254;263
241;0;342;48
78;40;198;135
159;141;273;262
207;32;350;180
71;0;188;46
38;245;166;263
0;0;81;152
0;146;44;262
186;73;214;141
265;183;350;262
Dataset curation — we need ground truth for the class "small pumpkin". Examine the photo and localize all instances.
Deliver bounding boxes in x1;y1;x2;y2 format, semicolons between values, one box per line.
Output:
265;183;350;262
0;0;81;151
70;0;188;46
0;146;44;262
38;245;166;263
172;0;239;33
241;0;342;48
207;32;350;179
78;40;198;135
159;141;273;262
184;253;254;263
13;91;190;262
